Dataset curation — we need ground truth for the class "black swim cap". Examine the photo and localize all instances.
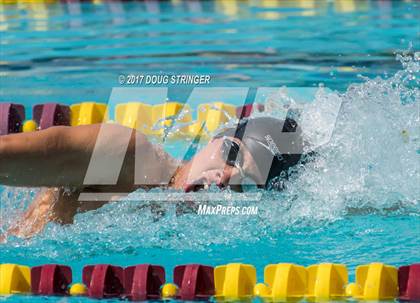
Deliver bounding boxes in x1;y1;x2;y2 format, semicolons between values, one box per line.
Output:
214;117;304;189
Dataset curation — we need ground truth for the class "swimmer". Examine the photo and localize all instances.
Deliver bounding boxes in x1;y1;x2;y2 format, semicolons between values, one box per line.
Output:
0;117;304;238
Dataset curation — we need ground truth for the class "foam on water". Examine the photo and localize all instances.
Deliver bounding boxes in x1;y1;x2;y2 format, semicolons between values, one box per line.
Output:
270;50;419;226
0;52;419;258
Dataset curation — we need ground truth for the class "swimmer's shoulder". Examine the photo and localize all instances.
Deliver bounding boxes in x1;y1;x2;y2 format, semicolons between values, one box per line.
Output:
84;123;179;186
48;123;177;187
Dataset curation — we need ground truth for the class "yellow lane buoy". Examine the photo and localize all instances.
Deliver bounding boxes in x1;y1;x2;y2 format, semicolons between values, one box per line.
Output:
161;283;178;298
22;120;37;132
254;283;270;297
69;283;87;296
345;282;362;297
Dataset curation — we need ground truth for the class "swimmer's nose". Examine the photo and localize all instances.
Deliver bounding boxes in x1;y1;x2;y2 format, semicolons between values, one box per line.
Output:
206;170;224;189
217;166;235;189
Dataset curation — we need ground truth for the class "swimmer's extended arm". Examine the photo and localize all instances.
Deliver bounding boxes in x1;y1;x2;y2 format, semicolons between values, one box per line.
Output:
0;124;149;188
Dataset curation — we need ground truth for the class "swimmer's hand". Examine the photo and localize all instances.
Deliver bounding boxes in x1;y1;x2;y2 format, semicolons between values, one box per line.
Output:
4;188;70;239
4;186;115;239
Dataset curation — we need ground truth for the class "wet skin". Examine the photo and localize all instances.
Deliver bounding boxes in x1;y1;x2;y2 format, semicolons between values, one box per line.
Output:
0;124;263;238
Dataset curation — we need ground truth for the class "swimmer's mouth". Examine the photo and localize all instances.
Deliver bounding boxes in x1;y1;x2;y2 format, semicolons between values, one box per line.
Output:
184;177;224;192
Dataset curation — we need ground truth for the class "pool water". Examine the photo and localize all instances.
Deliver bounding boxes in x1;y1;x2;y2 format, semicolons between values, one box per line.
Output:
0;0;419;302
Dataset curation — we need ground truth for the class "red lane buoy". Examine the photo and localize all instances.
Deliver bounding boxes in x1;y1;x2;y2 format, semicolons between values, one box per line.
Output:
0;103;25;135
399;263;420;301
31;264;72;296
82;264;124;299
174;264;215;300
123;264;165;301
236;103;265;119
33;103;71;130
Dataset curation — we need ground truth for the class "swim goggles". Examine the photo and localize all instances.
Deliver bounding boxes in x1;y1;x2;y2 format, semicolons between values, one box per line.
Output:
220;137;258;191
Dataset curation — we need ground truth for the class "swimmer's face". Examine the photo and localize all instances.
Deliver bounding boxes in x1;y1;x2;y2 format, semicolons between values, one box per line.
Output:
184;136;264;192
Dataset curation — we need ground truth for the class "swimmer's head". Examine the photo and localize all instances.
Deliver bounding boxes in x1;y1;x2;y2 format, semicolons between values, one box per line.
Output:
182;116;304;192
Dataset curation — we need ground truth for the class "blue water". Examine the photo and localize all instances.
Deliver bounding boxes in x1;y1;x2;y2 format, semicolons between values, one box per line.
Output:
1;0;419;302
